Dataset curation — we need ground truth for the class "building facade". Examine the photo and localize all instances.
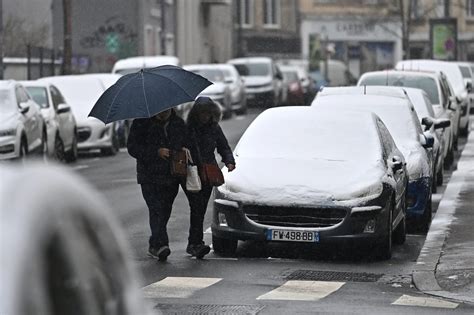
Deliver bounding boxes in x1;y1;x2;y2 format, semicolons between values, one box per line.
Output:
234;0;301;60
408;0;474;61
52;0;176;73
299;0;403;78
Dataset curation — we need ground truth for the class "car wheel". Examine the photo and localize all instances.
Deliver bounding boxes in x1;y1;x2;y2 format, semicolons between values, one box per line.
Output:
18;137;28;163
418;197;432;234
212;235;237;256
374;202;393;260
54;134;65;162
64;134;78;163
437;162;444;186
444;148;454;170
393;197;406;245
41;130;48;162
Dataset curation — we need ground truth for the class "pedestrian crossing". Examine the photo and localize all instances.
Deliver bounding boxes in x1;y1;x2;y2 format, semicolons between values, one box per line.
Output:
142;277;460;309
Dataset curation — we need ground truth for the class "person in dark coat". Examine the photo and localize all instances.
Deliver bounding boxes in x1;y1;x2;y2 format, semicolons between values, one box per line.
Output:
127;108;186;261
185;97;236;258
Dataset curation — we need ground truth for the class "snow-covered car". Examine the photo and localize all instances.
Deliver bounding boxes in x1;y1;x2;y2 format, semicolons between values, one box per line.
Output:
457;62;474;117
38;76;120;156
279;65;305;106
216;64;247;115
396;60;469;138
228;57;284;107
184;64;233;119
111;55;180;75
358;70;458;168
0;80;47;161
212;107;408;260
313;87;434;232
0;163;148;315
22;81;78;162
403;87;451;191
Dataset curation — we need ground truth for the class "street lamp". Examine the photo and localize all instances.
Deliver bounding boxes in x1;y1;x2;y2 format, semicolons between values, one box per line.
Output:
320;26;329;83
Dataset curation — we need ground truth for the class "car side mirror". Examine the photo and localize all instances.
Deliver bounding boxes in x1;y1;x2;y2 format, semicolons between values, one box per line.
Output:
421;133;434;148
19;102;30;114
466;81;473;93
57;103;71;114
421;117;434;131
434;118;450;130
276;72;283;80
390;155;403;172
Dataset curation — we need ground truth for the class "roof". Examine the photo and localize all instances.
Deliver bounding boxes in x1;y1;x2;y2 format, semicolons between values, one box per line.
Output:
228;57;273;64
318;86;407;99
360;69;440;80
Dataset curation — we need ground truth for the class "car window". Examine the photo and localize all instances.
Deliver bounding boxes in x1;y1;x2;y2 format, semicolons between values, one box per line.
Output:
459;66;471;79
359;74;440;105
26;87;50;109
15;87;30;105
191;69;225;82
50;85;66;111
233;63;270;76
439;77;450;108
376;118;394;162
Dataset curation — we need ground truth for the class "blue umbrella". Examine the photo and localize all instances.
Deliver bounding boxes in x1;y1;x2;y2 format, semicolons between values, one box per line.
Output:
88;65;212;124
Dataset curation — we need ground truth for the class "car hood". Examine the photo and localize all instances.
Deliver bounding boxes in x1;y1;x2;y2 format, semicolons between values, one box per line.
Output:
0;112;19;130
69;102;100;123
243;76;272;87
200;83;225;95
218;157;386;207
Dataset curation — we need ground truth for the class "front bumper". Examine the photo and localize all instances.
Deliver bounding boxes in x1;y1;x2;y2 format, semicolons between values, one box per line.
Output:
0;136;19;160
77;123;113;151
211;199;391;246
406;177;431;219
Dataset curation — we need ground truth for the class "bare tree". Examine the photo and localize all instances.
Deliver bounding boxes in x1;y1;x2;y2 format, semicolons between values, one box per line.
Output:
3;15;50;57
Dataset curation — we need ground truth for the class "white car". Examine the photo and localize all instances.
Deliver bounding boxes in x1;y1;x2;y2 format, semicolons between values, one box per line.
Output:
0;80;46;161
0;163;149;315
212;107;408;259
313;87;434;232
184;64;233;119
358;70;458;168
228;57;284;107
22;81;78;162
216;64;247;115
39;76;120;156
396;60;469;137
112;55;180;75
457;62;474;118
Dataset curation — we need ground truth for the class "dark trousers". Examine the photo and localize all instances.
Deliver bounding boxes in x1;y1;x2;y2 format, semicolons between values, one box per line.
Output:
141;182;179;249
184;184;213;245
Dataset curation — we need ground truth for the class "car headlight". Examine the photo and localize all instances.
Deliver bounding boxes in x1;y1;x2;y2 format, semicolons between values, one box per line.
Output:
0;128;16;137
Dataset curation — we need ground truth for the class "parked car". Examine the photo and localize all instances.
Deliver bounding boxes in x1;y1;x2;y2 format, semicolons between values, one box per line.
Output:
313;87;434;232
216;64;247;115
228;57;284;107
403;87;451;191
279;65;305;105
457;61;474;116
396;60;469;137
22;81;78;162
276;60;317;104
0;80;47;161
111;55;180;75
212;107;407;260
0;163;149;315
184;64;233;119
39;76;120;156
358;70;458;168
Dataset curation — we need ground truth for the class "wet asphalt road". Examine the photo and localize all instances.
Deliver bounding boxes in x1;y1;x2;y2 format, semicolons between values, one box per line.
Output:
73;109;473;314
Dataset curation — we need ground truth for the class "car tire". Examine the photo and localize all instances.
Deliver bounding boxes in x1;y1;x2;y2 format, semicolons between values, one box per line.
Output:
64;134;78;163
54;134;65;162
212;235;237;256
444;148;454;170
437;162;444;186
18;137;28;163
41;130;48;162
374;202;393;260
393;197;406;245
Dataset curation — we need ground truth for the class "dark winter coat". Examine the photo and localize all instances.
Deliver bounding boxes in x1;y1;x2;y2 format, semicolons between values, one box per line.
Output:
187;97;235;167
127;111;187;184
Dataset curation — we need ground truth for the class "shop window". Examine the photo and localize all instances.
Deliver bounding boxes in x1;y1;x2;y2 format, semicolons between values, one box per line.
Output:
263;0;280;28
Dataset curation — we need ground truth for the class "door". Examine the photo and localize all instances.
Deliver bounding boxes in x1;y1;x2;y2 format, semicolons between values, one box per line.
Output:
50;85;75;149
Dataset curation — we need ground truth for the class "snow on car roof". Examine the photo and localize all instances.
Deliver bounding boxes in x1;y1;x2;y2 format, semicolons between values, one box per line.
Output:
318;86;407;99
228;57;273;64
113;55;179;70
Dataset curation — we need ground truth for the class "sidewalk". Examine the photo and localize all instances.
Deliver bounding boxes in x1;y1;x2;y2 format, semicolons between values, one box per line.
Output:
413;130;474;305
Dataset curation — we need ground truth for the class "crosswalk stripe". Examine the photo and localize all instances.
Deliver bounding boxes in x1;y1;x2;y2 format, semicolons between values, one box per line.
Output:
257;280;345;301
392;294;458;309
142;277;222;299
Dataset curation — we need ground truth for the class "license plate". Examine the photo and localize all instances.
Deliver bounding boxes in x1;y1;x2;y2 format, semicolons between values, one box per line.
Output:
266;229;319;243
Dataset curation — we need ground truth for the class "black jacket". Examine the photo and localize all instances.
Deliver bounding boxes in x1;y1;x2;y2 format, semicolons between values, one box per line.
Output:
189;123;235;167
127;112;186;184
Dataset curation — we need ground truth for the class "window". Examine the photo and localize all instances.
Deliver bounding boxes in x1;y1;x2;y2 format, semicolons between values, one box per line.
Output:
467;0;474;17
263;0;280;27
25;87;50;109
239;0;254;27
50;85;66;111
410;0;423;19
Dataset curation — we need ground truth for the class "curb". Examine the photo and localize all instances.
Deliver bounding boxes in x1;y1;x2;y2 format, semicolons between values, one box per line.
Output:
412;132;474;305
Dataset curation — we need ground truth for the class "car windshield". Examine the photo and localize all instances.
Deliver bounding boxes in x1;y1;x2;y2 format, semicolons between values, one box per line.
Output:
283;71;299;83
359;74;440;105
25;87;50;108
192;69;225;82
233;63;270;76
0;89;16;114
459;66;471;79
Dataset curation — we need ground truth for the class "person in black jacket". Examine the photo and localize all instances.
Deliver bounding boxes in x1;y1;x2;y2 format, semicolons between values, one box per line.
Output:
185;97;236;258
127;109;186;261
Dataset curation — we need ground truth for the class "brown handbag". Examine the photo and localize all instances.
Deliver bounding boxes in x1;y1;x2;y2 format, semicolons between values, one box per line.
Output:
170;150;187;178
199;163;225;187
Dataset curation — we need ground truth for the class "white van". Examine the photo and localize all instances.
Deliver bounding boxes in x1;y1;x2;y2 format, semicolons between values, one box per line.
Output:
111;55;180;75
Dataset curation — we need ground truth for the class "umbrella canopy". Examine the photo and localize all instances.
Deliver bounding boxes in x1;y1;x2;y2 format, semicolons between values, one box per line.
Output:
88;65;212;124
